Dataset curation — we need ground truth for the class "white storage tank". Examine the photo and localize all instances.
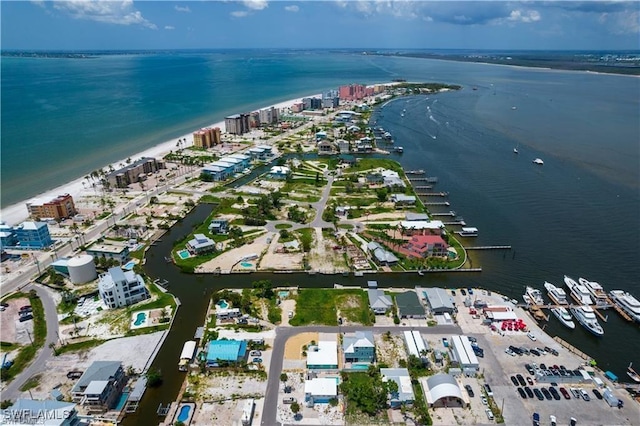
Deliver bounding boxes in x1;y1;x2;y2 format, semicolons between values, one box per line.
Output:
67;255;97;284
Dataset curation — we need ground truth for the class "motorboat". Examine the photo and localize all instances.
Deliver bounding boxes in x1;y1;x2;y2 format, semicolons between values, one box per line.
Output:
533;158;544;165
544;281;568;305
513;147;519;154
405;169;425;175
525;286;544;306
609;290;640;323
627;363;640;383
570;305;604;337
578;277;608;307
456;227;478;237
394;146;404;153
564;275;593;305
550;307;575;329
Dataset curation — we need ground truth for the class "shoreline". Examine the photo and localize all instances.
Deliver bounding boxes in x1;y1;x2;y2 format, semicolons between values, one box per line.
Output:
0;94;321;226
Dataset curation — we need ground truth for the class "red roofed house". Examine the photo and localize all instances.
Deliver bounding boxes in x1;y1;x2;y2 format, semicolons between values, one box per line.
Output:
402;235;448;259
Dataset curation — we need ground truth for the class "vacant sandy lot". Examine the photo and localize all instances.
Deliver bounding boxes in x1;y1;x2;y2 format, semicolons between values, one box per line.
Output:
259;233;305;271
196;232;270;273
0;296;32;344
284;332;318;361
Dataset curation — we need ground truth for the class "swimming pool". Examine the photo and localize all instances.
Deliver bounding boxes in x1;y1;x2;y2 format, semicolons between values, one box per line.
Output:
217;299;229;309
178;250;191;260
177;404;192;423
123;260;136;270
240;262;253;267
133;312;147;326
351;364;370;370
278;291;290;298
115;391;129;411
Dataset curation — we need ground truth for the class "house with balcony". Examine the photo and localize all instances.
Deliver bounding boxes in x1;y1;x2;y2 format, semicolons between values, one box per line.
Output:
71;361;126;411
186;234;216;255
208;219;229;235
343;331;375;363
402;235;449;258
390;194;416;207
2;399;81;425
12;221;53;249
398;220;445;236
367;288;393;315
98;267;149;309
268;166;291;180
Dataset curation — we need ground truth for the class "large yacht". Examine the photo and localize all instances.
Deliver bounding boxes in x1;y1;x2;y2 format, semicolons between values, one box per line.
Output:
609;290;640;323
550;307;576;329
578;277;608;307
564;275;593;305
524;286;544;305
570;305;604;337
544;281;568;305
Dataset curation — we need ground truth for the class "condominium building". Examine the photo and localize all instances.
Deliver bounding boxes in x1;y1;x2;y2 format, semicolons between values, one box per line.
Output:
11;221;53;249
258;106;280;125
224;113;250;135
193;127;221;148
106;157;165;188
98;267;149;309
26;194;77;220
338;84;374;101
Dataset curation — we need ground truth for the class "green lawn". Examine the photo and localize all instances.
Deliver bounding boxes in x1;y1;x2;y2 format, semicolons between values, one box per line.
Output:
289;289;371;326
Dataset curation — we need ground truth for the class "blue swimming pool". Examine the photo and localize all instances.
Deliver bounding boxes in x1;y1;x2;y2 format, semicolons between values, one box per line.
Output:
217;299;229;309
177;404;191;422
352;364;370;370
115;392;129;411
240;262;253;267
178;250;190;259
123;261;136;270
133;312;147;326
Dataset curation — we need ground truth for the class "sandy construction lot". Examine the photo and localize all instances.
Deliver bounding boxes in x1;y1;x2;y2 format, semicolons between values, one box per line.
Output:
259;233;305;271
284;332;318;361
21;331;165;401
196;232;270;273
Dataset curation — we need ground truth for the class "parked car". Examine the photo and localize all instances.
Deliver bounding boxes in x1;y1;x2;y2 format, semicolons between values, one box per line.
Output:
525;364;535;375
464;384;475;397
550;415;557;426
460;289;467;296
549;387;561;400
524;386;534;398
559;387;571;399
481;396;488;405
527;332;537;341
485;408;494;421
592;389;603;400
0;302;8;308
579;389;591;401
467;336;477;343
282;397;296;404
570;388;581;398
533;388;544;401
468;288;474;295
252;358;263;364
484;384;493;397
19;305;32;312
18;314;33;322
510;376;519;386
530;349;540;356
527;377;534;385
516;374;526;386
541;387;553;400
66;371;83;379
517;387;527;398
505;348;516;357
451;290;457;296
250;350;262;357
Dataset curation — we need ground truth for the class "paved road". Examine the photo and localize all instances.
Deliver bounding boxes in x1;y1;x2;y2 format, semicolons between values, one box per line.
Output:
261;324;463;426
1;284;59;401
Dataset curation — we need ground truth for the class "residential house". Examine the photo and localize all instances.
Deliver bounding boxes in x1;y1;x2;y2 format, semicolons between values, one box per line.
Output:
390;194;416;206
268;166;291;180
422;288;456;314
405;213;430;222
367;289;393;314
381;368;415;408
317;140;335;155
304;378;338;405
396;291;426;319
206;340;248;367
186;234;216;255
98;267;149;309
398;220;444;236
367;241;399;266
2;399;80;426
71;361;126;410
343;331;375;363
336;139;350;153
307;340;338;370
403;235;448;258
208;219;229;235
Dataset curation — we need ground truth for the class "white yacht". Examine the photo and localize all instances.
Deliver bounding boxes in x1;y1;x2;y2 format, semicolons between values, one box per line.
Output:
551;307;576;329
578;277;608;307
564;275;593;305
533;158;544;165
570;305;604;336
544;281;568;305
525;286;544;305
609;290;640;323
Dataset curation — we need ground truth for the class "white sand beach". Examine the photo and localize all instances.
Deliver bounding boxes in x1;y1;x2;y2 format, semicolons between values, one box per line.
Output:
0;94;320;226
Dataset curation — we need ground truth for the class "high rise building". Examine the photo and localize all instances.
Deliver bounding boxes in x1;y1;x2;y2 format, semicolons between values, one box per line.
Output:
193;127;221;148
224;114;250;135
26;194;77;220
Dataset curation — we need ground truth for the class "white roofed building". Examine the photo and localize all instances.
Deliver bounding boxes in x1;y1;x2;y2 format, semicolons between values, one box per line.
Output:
304;378;338;405
381;368;415;408
307;339;338;370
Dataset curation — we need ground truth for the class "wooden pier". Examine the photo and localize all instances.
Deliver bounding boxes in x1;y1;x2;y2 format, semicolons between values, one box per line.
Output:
414;185;433;190
606;297;633;322
424;202;450;206
431;211;456;217
444;221;466;226
464;245;512;250
416;192;449;197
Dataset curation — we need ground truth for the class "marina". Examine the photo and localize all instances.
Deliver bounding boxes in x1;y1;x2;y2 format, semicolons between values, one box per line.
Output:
569;305;605;337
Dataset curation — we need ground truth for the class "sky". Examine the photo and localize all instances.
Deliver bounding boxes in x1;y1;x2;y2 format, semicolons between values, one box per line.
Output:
1;1;639;51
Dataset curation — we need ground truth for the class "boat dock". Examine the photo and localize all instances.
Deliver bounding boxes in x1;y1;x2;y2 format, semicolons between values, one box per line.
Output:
444;220;466;226
553;336;591;361
431;211;456;217
464;245;512;250
416;192;449;197
414;185;433;190
423;202;450;206
607;297;633;322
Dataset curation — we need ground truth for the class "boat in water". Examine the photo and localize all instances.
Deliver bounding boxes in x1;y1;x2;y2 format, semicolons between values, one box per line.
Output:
627;363;640;383
609;290;640;323
405;169;425;175
564;275;593;305
551;307;576;329
456;227;478;237
578;277;609;307
544;281;568;305
570;305;604;336
513;147;519;154
533;158;544;165
394;146;404;153
525;286;544;305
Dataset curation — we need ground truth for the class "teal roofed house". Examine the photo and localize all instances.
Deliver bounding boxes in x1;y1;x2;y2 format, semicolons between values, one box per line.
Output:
206;340;248;367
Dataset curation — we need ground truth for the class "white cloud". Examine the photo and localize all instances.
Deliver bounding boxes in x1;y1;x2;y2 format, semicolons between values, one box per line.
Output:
242;0;268;11
284;5;299;13
600;10;640;34
30;0;46;8
231;10;249;18
53;0;157;29
174;5;191;13
507;9;541;24
164;25;175;30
